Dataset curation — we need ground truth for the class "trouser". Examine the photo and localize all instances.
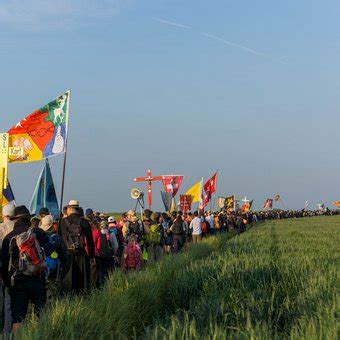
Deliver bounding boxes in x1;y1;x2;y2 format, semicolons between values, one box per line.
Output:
96;257;115;287
192;234;202;243
9;277;46;324
147;245;163;264
0;281;10;333
62;255;91;293
172;235;183;253
3;287;11;333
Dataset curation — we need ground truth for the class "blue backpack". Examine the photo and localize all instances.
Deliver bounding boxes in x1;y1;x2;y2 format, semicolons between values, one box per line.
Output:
46;234;60;276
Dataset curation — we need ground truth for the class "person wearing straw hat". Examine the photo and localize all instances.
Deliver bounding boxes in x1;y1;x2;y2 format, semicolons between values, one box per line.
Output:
40;215;69;299
40;216;69;278
60;200;95;293
123;210;144;245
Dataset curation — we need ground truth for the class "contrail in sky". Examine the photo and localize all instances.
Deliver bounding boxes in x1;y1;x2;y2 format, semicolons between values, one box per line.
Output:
152;17;192;29
152;18;287;62
201;32;265;57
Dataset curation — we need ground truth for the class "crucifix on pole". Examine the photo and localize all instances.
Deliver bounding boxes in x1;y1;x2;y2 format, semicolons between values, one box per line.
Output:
0;133;24;207
134;169;163;209
242;196;249;204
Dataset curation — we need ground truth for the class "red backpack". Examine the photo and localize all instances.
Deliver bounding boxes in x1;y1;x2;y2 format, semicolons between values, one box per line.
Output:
123;242;142;270
9;229;47;279
201;221;208;234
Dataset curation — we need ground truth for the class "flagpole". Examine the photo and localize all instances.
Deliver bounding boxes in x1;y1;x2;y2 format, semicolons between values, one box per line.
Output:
199;177;204;211
43;159;47;209
58;90;71;231
211;169;218;212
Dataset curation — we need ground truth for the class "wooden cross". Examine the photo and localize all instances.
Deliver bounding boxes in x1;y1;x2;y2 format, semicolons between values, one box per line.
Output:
0;133;24;207
134;169;163;209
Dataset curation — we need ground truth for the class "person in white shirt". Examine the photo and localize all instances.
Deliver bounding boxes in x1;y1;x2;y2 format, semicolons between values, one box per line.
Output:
189;211;202;243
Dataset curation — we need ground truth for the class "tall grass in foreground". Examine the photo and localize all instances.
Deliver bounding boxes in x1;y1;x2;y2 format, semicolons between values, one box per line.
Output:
19;217;339;339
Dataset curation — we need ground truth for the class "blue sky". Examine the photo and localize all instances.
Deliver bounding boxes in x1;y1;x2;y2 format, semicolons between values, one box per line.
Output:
1;0;339;212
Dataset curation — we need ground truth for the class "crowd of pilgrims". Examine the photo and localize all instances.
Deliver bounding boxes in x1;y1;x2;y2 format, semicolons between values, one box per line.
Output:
0;200;337;334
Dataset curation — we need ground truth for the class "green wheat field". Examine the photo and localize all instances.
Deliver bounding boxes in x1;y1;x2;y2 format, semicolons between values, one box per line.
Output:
20;216;339;339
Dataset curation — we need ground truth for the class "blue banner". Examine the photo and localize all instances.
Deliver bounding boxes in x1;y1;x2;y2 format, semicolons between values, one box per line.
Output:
29;159;59;218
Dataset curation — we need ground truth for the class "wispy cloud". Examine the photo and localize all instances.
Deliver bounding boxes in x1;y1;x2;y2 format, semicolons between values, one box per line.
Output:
0;0;133;31
201;32;265;57
153;17;192;29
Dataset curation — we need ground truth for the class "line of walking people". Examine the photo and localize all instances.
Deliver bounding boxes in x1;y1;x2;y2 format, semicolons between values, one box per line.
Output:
0;199;337;335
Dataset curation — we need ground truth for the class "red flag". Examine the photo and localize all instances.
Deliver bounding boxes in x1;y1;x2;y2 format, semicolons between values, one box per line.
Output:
162;175;184;197
263;199;273;209
180;195;193;212
202;194;209;208
203;172;218;203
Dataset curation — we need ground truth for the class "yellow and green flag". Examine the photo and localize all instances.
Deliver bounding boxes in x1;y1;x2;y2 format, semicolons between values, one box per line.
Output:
185;179;203;203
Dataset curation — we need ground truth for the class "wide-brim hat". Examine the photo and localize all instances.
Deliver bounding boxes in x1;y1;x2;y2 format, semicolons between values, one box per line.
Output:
10;205;33;220
40;215;54;232
127;210;136;217
68;200;80;207
2;204;15;218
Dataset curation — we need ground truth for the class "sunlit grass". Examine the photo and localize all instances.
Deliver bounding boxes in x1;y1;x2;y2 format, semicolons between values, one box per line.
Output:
19;216;339;339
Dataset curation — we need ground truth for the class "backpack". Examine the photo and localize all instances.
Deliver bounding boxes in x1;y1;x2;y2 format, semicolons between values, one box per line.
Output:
63;218;85;254
9;229;47;279
46;234;60;276
124;242;142;269
146;224;161;245
171;219;184;235
110;227;124;246
99;233;113;258
126;221;143;241
201;220;210;234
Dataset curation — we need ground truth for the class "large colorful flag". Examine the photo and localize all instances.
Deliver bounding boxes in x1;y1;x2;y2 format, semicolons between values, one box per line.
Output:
29;159;59;218
241;200;253;212
263;198;273;209
162;175;184;197
225;195;235;210
160;191;172;211
203;171;218;204
180;195;193;212
185;179;203;203
216;197;226;209
8;91;70;163
2;181;15;207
